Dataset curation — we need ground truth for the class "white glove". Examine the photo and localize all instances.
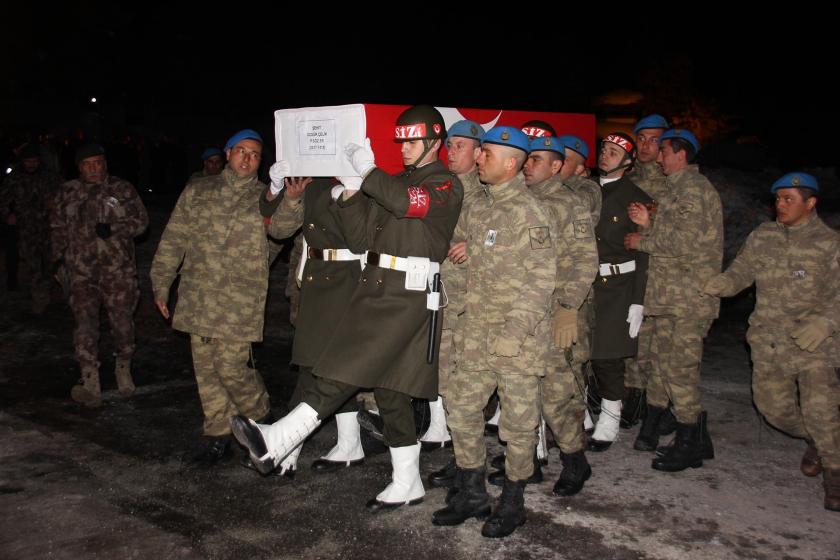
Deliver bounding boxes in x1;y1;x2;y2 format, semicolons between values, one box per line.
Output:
269;160;291;195
627;304;644;338
338;176;363;191
344;138;375;177
330;185;346;201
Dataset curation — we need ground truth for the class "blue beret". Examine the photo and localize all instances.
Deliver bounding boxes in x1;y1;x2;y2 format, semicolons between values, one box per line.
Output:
447;120;485;141
224;129;263;151
633;114;669;134
481;126;530;153
557;135;589;160
771;172;819;193
201;147;223;160
528;136;565;158
661;128;700;153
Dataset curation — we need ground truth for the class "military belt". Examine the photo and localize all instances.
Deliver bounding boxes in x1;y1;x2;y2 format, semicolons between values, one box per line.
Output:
598;260;636;277
307;247;365;262
366;251;409;272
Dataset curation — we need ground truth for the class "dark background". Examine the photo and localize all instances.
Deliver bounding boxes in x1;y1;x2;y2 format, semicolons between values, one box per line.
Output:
1;7;836;190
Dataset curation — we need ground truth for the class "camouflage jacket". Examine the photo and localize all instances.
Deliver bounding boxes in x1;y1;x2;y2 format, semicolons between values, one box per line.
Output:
442;168;487;329
638;165;723;319
529;174;598;311
457;174;557;375
150;168;301;342
713;214;840;362
563;174;602;224
1;166;62;242
313;160;463;399
51;174;148;280
628;160;668;202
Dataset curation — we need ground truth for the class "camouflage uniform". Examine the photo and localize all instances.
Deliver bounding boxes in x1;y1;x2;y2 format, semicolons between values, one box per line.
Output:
709;214;840;468
1;166;62;308
285;233;303;326
150;168;302;436
447;174;557;481
439;169;485;397
636;165;723;423
529;175;598;454
564;174;602;224
625;160;667;389
51;174;148;374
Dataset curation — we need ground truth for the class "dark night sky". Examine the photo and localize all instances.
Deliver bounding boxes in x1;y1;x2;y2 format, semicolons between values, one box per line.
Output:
2;7;837;167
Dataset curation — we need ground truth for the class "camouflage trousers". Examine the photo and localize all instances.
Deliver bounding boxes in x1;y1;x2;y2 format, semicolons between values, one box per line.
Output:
748;330;840;469
624;356;650;390
18;235;51;309
190;335;270;437
285;234;303;327
541;358;587;454
641;316;712;424
437;327;455;399
68;275;138;371
446;368;540;481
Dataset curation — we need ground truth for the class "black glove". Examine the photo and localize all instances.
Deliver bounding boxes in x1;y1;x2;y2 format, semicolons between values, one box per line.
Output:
95;222;112;239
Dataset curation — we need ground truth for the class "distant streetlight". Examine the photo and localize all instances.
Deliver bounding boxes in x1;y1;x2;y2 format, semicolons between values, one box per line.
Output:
5;167;12;175
90;97;97;103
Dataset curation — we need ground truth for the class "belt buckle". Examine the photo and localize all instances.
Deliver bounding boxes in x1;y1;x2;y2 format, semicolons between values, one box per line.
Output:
611;264;620;276
327;249;336;261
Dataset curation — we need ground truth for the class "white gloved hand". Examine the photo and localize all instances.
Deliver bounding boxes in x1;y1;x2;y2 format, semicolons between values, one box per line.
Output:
344;138;375;177
627;304;644;338
269;160;291;195
338;176;363;191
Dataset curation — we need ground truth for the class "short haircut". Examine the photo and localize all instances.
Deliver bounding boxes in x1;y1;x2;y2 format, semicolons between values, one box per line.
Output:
668;138;696;163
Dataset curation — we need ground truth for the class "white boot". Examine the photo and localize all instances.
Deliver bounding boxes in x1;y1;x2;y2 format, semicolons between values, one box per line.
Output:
278;443;303;475
312;412;365;472
367;442;424;512
588;398;621;452
230;402;321;475
420;396;451;450
536;417;548;462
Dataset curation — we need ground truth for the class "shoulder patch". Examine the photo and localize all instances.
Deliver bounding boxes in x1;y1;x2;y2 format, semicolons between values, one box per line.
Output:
529;226;552;250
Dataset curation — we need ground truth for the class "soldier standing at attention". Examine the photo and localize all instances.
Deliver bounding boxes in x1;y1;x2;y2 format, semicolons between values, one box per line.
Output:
703;172;840;512
432;126;556;538
51;143;148;407
151;129;303;468
587;132;651;452
625;128;722;472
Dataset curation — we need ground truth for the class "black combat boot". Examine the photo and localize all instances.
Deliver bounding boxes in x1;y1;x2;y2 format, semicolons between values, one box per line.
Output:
652;421;702;472
481;477;527;538
633;405;667;451
188;436;232;469
488;452;543;487
553;450;592;496
445;466;463;505
428;458;458;488
656;411;714;460
490;453;505;470
658;407;677;436
620;388;646;429
432;467;491;525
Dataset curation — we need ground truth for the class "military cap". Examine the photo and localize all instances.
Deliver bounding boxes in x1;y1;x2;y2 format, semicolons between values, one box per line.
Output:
201;147;223;160
527;136;565;159
224;129;263;151
481;126;531;153
771;172;819;193
633;114;670;134
75;143;106;164
447;120;485;142
660;128;700;153
557;135;589;160
520;119;556;139
19;143;40;160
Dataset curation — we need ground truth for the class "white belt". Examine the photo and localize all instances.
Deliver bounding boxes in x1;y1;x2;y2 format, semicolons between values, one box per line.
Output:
368;252;409;272
599;260;636;277
309;247;365;261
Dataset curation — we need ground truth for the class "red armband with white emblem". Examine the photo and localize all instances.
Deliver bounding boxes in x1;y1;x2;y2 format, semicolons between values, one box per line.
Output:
406;185;430;218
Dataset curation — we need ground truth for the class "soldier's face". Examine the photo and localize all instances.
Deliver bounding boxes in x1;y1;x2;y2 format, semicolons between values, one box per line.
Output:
203;155;224;175
446;137;480;175
227;139;262;178
523;151;562;186
657;140;686;176
636;128;664;163
559;151;585;181
22;157;40;173
78;155;107;184
476;144;512;185
598;142;628;177
401;139;425;166
775;188;816;227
